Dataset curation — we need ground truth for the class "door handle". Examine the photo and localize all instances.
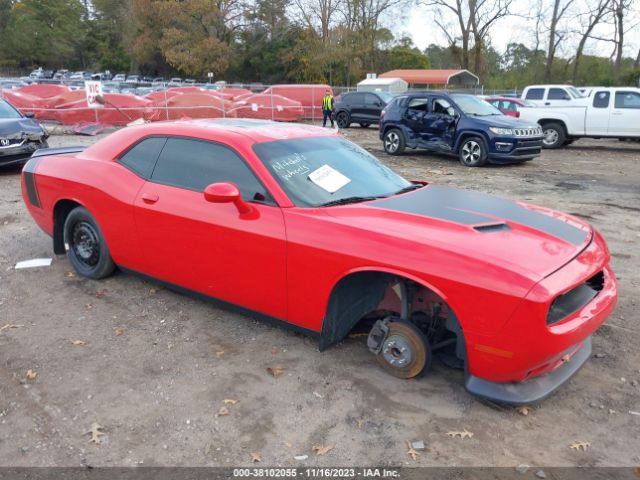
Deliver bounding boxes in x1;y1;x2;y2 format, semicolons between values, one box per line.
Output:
141;192;159;204
544;102;550;106
611;111;623;115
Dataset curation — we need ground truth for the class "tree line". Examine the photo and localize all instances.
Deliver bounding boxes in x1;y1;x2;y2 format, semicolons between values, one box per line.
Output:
0;0;638;88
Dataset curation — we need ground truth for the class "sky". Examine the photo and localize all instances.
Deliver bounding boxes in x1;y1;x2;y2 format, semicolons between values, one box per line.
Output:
403;1;640;60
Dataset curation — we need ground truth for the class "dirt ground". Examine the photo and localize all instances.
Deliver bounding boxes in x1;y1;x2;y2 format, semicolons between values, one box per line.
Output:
0;124;639;469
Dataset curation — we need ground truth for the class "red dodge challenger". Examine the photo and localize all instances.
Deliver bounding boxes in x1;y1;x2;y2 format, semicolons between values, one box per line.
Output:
21;119;617;404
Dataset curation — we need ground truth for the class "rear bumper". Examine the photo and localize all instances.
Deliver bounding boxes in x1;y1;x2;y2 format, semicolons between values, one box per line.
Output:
465;337;592;404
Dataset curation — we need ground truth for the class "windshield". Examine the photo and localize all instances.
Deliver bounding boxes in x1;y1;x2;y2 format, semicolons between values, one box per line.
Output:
567;86;586;98
377;92;394;103
0;99;22;119
254;137;411;207
451;94;502;116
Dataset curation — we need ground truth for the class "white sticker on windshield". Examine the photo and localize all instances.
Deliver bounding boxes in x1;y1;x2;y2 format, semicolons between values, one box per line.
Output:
308;164;351;193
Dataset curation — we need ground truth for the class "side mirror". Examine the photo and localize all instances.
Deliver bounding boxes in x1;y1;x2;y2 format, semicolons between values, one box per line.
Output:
515;111;521;118
25;112;35;119
204;182;252;215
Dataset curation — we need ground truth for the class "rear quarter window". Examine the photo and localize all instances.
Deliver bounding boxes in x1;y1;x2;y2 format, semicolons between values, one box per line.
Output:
117;136;167;178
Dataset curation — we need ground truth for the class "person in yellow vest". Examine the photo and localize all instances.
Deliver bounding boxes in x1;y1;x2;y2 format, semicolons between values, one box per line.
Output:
322;89;334;127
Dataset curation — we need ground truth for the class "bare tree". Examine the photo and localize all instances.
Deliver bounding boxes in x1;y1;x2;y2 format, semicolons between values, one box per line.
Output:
292;0;340;42
571;0;612;83
610;0;633;82
468;0;513;74
422;0;512;73
544;0;576;82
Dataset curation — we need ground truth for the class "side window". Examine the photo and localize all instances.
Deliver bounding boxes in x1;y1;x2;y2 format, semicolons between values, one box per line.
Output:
150;138;272;202
525;88;545;100
348;93;364;104
364;93;380;106
407;98;429;112
505;101;518;112
548;88;570;100
489;100;500;109
593;91;610;108
341;93;354;104
614;91;640;109
118;137;167;178
433;98;454;116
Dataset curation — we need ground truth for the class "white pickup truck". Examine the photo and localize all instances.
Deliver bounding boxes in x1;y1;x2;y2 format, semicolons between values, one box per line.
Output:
518;85;640;148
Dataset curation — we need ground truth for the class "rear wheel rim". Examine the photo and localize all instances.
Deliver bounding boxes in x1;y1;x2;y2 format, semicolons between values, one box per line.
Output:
461;140;481;164
543;128;559;146
337;113;348;127
72;221;100;267
385;132;399;152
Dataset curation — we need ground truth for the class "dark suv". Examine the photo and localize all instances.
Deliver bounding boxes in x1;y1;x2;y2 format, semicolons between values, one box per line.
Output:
333;91;393;128
379;91;544;167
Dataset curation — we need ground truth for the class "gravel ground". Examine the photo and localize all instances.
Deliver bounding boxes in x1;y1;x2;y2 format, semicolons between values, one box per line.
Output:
0;125;639;468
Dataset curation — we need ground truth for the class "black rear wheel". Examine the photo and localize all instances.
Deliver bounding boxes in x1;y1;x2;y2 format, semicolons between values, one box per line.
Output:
64;206;115;279
383;128;406;155
336;111;350;128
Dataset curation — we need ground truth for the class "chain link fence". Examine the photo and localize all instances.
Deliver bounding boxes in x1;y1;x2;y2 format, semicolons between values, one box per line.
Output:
0;78;523;128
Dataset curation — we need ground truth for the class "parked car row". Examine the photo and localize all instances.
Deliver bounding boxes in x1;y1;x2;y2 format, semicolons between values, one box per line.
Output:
518;84;640;148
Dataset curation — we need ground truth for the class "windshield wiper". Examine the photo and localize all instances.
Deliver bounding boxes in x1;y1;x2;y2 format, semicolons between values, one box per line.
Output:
317;196;383;207
395;183;424;195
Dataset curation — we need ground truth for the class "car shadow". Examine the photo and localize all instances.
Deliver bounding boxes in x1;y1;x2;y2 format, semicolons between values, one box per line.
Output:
0;164;24;176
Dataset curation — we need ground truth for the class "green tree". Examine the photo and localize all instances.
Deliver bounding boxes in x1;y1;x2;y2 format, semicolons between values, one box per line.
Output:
1;0;86;68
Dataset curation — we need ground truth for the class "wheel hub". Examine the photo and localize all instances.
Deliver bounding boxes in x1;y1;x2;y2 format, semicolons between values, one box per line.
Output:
543;129;558;145
72;222;100;266
462;141;481;163
385;132;399;152
381;335;414;368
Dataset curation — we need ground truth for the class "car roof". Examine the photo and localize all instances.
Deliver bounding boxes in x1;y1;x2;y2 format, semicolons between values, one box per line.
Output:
82;119;339;162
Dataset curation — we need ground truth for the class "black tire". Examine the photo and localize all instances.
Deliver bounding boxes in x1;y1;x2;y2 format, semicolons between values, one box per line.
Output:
383;128;406;155
63;206;115;279
458;136;487;167
359;122;371;128
541;122;566;149
336;111;350;128
375;320;432;379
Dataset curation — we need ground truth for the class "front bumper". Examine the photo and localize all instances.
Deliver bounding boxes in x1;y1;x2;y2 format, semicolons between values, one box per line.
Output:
462;229;617;401
487;135;543;163
0;140;47;167
465;337;592;404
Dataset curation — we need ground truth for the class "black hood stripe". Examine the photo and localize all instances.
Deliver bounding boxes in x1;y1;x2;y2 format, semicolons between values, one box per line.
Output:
370;186;588;246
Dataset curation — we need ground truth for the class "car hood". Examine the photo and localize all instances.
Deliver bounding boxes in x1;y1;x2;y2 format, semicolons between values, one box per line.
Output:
325;185;592;280
469;115;539;130
0;118;45;138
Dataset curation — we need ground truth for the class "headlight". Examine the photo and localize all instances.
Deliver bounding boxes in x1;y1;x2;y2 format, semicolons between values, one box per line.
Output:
489;127;513;135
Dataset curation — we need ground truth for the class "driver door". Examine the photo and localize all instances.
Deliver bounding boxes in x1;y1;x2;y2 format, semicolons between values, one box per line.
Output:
133;137;287;319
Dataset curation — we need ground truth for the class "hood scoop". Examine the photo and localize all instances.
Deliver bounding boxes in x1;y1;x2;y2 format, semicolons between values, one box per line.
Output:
474;223;510;233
